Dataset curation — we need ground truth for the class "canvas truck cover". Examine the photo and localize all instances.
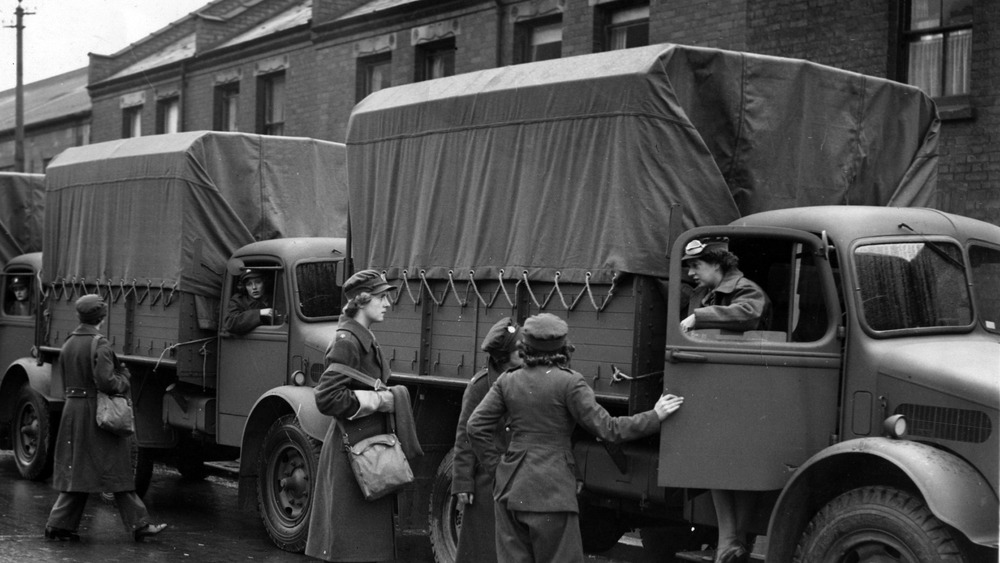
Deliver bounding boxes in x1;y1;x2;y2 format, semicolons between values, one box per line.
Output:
0;172;45;263
346;44;938;284
43;131;347;297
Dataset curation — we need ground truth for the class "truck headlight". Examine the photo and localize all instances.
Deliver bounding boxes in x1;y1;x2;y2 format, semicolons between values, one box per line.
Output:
883;414;907;438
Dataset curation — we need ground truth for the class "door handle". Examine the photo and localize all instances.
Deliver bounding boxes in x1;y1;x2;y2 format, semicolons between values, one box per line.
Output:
669;350;707;363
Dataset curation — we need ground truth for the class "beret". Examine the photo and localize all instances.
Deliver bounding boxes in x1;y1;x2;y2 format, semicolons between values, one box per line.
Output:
521;313;568;352
344;269;397;300
681;237;730;262
481;317;520;354
76;294;108;324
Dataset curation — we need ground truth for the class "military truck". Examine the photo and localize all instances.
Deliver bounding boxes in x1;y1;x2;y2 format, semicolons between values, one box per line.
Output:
0;172;45;478
0;131;351;551
344;44;997;561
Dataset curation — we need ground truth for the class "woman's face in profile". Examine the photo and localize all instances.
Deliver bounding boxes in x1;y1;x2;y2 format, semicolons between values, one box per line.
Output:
687;259;723;289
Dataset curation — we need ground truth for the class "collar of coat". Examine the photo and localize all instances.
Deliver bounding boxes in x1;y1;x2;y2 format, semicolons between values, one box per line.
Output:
710;267;747;296
337;314;377;353
69;324;102;338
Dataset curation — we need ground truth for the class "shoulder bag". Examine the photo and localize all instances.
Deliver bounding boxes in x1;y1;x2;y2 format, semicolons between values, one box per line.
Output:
327;362;414;501
90;335;135;437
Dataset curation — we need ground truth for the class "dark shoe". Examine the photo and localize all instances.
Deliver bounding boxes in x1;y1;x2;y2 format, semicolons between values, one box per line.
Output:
44;526;80;542
715;542;749;563
134;523;167;542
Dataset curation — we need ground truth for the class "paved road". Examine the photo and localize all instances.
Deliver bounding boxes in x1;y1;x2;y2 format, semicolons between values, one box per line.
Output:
0;450;649;562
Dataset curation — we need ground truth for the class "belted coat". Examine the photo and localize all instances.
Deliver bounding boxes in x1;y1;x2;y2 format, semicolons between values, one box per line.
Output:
305;315;396;562
51;325;134;493
467;365;661;513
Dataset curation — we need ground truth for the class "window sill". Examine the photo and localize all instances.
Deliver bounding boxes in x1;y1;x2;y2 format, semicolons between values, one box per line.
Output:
935;95;974;121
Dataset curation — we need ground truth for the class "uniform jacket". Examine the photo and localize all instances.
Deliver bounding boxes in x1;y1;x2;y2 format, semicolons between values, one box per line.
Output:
222;293;270;335
688;267;772;332
6;299;32;316
51;325;134;493
467;365;660;513
305;315;395;562
453;366;509;563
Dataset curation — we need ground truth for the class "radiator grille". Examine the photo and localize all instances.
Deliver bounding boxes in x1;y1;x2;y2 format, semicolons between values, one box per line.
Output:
895;404;992;443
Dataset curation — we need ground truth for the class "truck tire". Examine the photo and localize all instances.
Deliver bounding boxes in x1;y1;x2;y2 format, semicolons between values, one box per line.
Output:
11;385;54;480
134;445;153;498
257;414;321;552
580;507;626;553
428;448;460;563
794;486;970;563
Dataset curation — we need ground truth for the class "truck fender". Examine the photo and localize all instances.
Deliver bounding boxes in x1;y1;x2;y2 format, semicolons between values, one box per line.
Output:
767;437;998;561
237;385;332;511
0;359;57;421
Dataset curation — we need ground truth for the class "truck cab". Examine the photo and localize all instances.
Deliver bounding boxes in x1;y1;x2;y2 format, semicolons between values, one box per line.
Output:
662;206;999;561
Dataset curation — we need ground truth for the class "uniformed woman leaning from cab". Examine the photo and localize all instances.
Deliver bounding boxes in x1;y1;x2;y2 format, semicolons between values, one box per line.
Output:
306;270;421;562
468;313;685;562
452;317;522;563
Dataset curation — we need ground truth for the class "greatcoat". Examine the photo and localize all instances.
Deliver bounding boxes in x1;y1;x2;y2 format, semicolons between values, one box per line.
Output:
452;366;509;563
305;315;395;562
687;267;772;331
51;325;134;493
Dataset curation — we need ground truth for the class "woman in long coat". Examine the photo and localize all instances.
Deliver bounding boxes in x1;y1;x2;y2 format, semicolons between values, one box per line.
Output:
306;270;399;562
45;295;166;542
452;317;521;563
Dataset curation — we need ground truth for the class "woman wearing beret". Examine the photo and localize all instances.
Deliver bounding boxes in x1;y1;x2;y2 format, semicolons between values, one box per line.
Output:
468;313;684;561
45;295;167;542
680;238;771;563
306;269;400;562
452;317;522;563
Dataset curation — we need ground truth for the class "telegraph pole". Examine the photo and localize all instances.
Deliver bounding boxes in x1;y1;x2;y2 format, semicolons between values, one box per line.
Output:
8;0;34;172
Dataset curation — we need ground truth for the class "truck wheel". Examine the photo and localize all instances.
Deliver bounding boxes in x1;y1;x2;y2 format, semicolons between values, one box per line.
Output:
794;486;969;563
580;508;626;553
134;446;154;498
257;414;320;552
11;385;54;480
428;448;460;563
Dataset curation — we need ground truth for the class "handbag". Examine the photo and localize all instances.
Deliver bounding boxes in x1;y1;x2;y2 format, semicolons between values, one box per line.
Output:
90;335;135;437
327;362;414;501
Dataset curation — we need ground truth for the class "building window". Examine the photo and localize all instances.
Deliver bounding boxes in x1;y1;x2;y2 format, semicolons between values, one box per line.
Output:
214;83;240;132
416;38;456;82
357;54;392;102
156;97;180;134
257;73;285;136
122;106;142;138
602;3;649;51
516;18;562;64
903;0;972;98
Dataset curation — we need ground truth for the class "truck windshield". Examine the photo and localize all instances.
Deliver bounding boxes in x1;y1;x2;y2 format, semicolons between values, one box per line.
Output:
855;241;972;332
969;244;1000;334
296;261;342;319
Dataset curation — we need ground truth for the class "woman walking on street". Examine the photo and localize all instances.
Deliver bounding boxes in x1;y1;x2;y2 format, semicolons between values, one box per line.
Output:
44;294;167;542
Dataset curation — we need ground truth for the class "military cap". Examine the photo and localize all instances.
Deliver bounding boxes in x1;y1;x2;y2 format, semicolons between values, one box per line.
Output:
681;237;730;262
521;313;569;352
344;269;397;300
481;317;520;354
240;270;265;284
76;294;108;325
9;276;27;288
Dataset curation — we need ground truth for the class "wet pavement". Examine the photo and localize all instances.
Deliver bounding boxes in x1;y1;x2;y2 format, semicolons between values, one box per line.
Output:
0;450;647;562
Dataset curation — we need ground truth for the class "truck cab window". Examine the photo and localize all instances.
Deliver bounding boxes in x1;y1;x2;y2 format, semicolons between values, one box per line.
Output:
969;244;1000;334
683;237;831;344
855;242;971;332
296;261;342;319
4;274;34;317
224;266;285;335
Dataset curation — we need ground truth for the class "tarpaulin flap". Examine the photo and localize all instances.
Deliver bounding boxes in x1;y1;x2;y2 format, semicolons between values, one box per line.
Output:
43;131;347;297
346;44;938;284
0;172;45;263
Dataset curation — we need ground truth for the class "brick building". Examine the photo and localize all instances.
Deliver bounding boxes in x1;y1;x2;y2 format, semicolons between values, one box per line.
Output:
85;0;998;224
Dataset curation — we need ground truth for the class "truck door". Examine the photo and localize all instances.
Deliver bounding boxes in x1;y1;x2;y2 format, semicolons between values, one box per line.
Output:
0;268;38;372
659;227;843;491
216;260;290;447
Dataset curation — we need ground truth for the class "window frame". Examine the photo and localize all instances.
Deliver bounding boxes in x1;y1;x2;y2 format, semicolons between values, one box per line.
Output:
599;1;650;52
515;16;563;64
898;0;973;103
214;82;240;132
415;38;457;82
256;72;286;136
356;53;393;102
122;106;142;138
156;97;180;135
